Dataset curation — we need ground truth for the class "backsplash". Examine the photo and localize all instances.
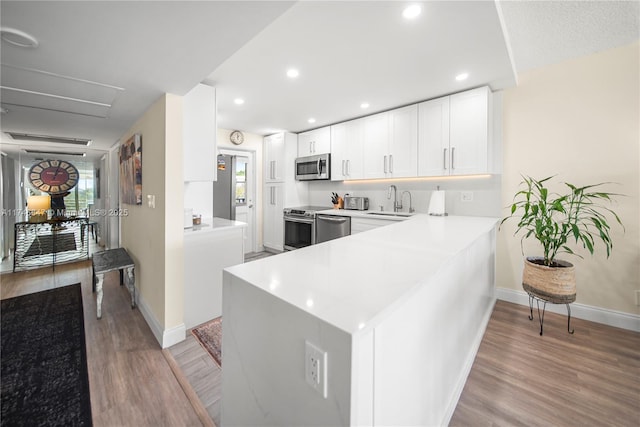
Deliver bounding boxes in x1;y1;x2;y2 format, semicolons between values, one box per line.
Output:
307;175;502;217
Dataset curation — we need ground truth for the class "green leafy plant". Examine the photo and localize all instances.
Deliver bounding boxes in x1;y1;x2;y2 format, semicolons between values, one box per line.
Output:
501;175;623;267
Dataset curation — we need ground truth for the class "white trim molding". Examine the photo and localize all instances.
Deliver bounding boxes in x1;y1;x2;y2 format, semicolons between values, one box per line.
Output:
137;293;186;348
496;287;640;333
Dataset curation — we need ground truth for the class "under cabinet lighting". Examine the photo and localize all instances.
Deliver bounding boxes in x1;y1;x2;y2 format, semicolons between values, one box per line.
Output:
308;118;316;124
286;68;299;78
234;98;245;105
455;73;469;81
360;102;370;109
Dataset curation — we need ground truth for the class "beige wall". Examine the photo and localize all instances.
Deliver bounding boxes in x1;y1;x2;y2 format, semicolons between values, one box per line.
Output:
217;128;264;249
498;42;640;315
120;94;185;333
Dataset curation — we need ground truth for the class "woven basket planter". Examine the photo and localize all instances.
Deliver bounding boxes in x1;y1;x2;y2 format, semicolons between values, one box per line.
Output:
522;257;576;304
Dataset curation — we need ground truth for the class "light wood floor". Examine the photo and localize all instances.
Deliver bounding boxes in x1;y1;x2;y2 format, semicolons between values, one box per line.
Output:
3;262;639;426
168;334;221;426
451;300;640;426
0;260;203;427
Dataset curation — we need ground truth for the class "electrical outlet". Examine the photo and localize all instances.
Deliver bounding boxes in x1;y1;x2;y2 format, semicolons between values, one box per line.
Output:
635;290;640;306
305;340;327;398
461;191;474;202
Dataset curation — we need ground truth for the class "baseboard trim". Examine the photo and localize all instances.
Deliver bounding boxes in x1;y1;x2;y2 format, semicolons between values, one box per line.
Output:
137;293;186;348
496;288;640;332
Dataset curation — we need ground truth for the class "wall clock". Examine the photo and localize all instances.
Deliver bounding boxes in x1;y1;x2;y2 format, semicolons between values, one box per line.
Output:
230;130;244;145
28;159;79;194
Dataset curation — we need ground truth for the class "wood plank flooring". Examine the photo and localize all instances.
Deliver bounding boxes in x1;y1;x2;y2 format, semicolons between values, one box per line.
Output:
168;334;222;427
1;260;204;426
450;300;640;426
3;261;638;426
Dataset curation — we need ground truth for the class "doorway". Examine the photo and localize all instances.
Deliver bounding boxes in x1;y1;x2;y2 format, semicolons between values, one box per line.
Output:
219;149;256;254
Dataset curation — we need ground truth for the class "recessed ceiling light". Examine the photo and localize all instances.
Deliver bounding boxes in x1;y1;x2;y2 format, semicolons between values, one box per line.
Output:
402;5;422;20
234;98;245;105
308;118;316;124
0;27;39;48
286;68;299;78
360;102;370;109
455;73;469;81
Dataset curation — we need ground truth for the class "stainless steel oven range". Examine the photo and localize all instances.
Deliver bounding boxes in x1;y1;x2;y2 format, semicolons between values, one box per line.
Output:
283;206;328;251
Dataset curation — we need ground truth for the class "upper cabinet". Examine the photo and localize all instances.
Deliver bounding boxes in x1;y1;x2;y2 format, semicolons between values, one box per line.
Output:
331;119;364;181
362;105;418;179
264;133;286;183
183;84;217;182
388;104;418;178
298;126;331;156
419;86;491;176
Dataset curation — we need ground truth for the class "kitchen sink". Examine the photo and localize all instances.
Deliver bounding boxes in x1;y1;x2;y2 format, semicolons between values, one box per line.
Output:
366;211;414;218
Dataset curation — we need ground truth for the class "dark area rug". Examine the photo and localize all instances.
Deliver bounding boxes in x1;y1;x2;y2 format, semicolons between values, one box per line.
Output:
24;233;77;257
1;284;93;426
192;316;222;367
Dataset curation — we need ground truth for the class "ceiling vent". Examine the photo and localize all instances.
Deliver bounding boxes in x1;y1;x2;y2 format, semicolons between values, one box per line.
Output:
7;132;91;145
24;149;86;157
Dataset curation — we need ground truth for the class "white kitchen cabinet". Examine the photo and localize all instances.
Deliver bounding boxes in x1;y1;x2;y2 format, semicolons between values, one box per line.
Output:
331;119;364;181
264;133;286;183
183;83;217;182
418;96;450;176
298;126;331;156
362;105;418;179
362;111;390;179
263;183;284;251
418;86;491;176
388;104;418;178
350;217;395;234
449;87;490;175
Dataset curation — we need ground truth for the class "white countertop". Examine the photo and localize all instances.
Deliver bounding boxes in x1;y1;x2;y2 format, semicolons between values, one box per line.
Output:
225;214;498;334
184;217;246;236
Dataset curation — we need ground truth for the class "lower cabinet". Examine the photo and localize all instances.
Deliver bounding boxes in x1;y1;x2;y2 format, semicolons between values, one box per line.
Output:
263;183;284;251
351;217;397;234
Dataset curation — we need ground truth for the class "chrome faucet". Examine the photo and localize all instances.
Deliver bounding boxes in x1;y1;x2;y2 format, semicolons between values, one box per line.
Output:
388;185;402;212
401;191;415;213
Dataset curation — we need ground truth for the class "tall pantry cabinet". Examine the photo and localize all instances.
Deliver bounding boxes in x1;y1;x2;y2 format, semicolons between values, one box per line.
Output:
263;132;306;251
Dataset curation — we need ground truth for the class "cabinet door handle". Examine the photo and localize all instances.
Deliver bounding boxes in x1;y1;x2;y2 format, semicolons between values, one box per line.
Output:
443;148;448;170
384;155;388;173
389;154;394;173
451;147;455;170
313;141;316;153
342;160;346;176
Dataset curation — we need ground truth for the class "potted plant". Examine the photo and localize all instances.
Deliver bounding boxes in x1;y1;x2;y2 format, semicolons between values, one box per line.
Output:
501;175;623;306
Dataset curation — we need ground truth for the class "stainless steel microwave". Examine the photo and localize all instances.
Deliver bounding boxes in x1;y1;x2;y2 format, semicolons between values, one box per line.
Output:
295;153;330;181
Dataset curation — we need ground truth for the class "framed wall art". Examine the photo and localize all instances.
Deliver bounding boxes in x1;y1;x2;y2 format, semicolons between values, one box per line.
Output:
119;134;142;205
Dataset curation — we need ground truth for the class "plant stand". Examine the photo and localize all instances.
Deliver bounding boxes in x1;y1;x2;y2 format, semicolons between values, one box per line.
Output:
525;290;575;336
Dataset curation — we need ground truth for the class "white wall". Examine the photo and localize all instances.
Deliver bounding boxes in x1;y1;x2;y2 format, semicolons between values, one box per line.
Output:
498;41;639;315
120;93;185;347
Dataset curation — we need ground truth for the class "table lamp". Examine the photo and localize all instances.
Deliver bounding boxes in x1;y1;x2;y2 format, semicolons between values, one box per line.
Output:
27;195;51;222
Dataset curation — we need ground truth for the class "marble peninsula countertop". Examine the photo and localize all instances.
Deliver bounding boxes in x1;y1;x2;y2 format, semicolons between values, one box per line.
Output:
224;214;498;335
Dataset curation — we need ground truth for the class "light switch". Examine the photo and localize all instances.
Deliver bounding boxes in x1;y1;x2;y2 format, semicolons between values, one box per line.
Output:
147;194;156;209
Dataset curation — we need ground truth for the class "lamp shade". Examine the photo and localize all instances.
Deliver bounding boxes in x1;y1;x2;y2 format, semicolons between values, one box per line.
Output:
27;195;50;222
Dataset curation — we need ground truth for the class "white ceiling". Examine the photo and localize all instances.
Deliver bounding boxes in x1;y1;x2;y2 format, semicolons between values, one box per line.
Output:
1;1;638;162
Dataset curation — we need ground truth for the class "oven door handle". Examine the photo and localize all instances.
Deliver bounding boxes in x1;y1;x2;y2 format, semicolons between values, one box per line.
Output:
318;216;349;223
284;216;315;225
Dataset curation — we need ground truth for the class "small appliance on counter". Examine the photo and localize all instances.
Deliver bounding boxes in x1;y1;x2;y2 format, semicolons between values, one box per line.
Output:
344;196;369;211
